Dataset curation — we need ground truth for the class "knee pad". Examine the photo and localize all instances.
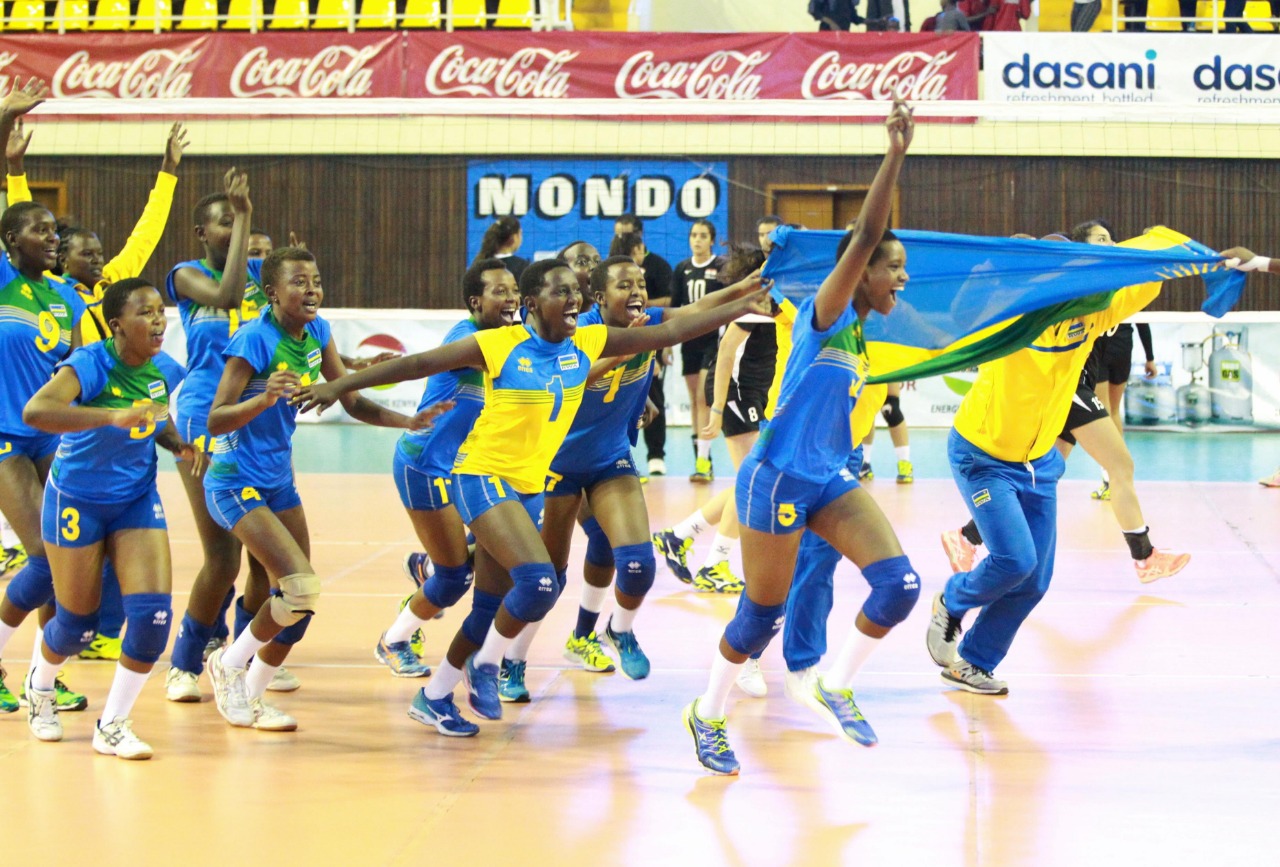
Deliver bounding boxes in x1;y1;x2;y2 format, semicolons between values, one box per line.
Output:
422;563;474;610
582;517;614;568
121;593;173;665
503;562;562;624
555;567;567;595
880;394;905;428
4;554;53;612
613;543;655;598
233;595;254;640
462;589;503;647
274;613;312;646
44;604;100;657
269;573;321;627
723;597;786;657
171;612;216;674
860;556;921;628
98;560;125;635
214;586;235;641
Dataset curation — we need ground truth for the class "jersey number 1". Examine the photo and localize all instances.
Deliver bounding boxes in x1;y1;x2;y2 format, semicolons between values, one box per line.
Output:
545;375;564;422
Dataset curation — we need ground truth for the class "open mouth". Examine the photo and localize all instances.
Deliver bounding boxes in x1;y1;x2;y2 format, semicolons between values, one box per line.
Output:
625;300;645;320
301;300;320;314
564;308;579;327
500;307;517;325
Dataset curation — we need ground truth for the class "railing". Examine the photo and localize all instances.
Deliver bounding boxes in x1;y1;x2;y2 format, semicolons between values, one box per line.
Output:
1107;0;1278;32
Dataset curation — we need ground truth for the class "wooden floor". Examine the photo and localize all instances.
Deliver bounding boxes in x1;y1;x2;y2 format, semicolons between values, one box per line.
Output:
2;472;1278;867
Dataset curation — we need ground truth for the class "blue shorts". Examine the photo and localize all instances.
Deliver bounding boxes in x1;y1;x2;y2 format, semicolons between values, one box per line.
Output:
42;482;166;548
174;412;214;462
392;449;454;512
205;482;303;532
452;473;545;528
545;454;639;498
0;431;60;466
735;454;860;535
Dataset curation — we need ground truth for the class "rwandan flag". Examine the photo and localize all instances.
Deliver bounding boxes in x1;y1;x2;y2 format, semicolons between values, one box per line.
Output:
761;226;1244;384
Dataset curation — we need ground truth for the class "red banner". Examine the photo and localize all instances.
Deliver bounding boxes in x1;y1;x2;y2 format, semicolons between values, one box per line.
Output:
0;31;977;102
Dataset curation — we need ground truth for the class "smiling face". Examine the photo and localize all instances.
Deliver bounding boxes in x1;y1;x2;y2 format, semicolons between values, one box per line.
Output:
7;208;59;273
526;265;581;342
196;200;236;261
471;267;520;329
689;224;713;259
110;286;168;360
63;232;106;286
267;258;324;328
595;261;648;328
856;240;909;317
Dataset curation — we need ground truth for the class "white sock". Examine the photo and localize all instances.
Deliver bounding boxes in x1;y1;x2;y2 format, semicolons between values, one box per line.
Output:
385;603;430;645
610;607;638;634
0;620;17;657
423;661;463;701
895;445;911;462
824;627;882;690
221;627;269;670
1123;525;1148;535
672;509;711;540
245;658;279;699
697;651;742;720
505;620;543;662
100;665;150;722
32;646;60;691
579;583;608;615
703;533;735;568
473;622;511;669
31;624;44;665
1101;469;1111;483
0;519;17;548
696;438;712;460
862;441;874;464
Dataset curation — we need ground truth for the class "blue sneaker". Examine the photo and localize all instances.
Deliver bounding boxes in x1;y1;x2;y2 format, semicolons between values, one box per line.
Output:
464;656;502;720
402;552;431;589
602;621;650;680
682;700;739;775
408;690;479;737
652;529;694;584
498;659;530;703
812;678;878;747
375;632;432;678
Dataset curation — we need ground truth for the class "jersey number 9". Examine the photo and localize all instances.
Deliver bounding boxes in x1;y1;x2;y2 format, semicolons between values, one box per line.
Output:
35;311;60;353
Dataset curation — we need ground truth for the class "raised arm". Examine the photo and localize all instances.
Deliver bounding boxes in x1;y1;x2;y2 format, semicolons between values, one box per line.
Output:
0;79;47;182
103;122;188;284
24;367;155;434
1222;247;1280;275
600;280;772;359
5;116;33;201
813;100;913;332
171;168;254;310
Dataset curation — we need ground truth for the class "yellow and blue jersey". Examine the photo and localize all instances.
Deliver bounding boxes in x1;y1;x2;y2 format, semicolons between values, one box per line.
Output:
753;297;869;483
396;316;486;478
205;308;330;492
453;322;609;494
550;306;659;474
0;258;87;438
48;340;185;503
164;257;266;434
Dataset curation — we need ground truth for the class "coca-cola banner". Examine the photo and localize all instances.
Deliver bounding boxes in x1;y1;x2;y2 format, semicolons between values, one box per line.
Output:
0;31;977;102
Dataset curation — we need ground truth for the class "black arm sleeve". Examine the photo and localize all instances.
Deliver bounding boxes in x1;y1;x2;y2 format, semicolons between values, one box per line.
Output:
1136;322;1154;362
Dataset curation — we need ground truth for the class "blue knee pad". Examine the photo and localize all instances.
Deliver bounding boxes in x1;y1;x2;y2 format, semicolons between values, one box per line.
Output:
121;593;172;664
860;555;921;628
422;562;474;609
503;562;562;623
556;567;567;594
274;612;311;645
171;612;216;674
4;554;53;612
233;595;254;640
723;597;786;657
98;560;125;637
214;586;235;641
613;543;655;598
582;517;614;568
462;589;503;647
44;604;100;657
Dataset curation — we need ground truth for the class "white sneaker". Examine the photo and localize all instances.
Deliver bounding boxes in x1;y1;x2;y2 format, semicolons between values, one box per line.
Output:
267;666;301;693
93;717;153;760
249;697;298;731
648;458;667;476
165;667;202;703
24;670;62;742
783;667;820;709
735;658;767;698
207;648;254;727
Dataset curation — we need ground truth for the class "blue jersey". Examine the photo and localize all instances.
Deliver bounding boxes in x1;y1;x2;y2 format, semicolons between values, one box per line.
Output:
550;306;660;474
205;308;331;492
48;341;186;503
753;297;869;483
395;316;486;478
0;258;87;437
165;258;266;436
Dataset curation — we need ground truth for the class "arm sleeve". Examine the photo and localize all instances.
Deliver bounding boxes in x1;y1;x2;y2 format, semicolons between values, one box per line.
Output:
1136;322;1154;361
5;174;31;206
101;172;178;284
58;348;103;404
573;324;610;363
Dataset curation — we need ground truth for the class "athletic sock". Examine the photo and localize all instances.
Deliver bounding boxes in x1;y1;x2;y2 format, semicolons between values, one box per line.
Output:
1101;469;1111;484
697;651;741;720
505;620;542;663
574;584;609;639
0;620;16;656
385;601;430;645
423;661;463;701
961;520;983;546
31;625;44;667
894;445;911;462
473;622;510;669
610;607;638;634
245;658;279;699
100;666;149;722
696;438;712;461
824;626;882;690
221;628;269;670
1123;526;1154;561
672;509;711;540
703;533;735;568
862;442;874;465
32;646;60;691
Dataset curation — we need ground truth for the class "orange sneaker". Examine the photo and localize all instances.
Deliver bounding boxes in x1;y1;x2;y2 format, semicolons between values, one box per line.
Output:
940;529;977;574
1135;549;1190;584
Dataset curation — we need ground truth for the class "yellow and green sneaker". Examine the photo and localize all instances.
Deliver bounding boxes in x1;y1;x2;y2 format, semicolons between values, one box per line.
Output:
79;632;123;661
399;593;426;657
0;665;19;714
0;545;27;580
20;674;88;712
563;632;616;673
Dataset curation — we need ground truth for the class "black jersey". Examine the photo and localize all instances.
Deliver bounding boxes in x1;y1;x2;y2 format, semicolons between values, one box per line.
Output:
706;321;778;393
671;255;728;356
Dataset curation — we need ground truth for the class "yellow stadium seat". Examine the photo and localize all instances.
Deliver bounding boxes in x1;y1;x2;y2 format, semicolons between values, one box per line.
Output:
130;0;174;29
1144;0;1180;30
401;0;440;26
356;0;396;26
175;0;217;28
446;0;485;27
312;0;353;27
6;0;48;30
88;0;131;28
268;0;309;27
55;0;92;29
494;0;532;27
1244;0;1278;30
223;0;264;28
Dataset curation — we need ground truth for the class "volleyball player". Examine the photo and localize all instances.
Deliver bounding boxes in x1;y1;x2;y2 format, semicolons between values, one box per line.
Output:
672;220;728;482
202;247;418;731
295;259;771;736
0;79;93;716
22;278;194;758
559;240;601;305
685;102;919;775
374;258;516;677
247;229;274;261
473;216;529;283
858;381;914;483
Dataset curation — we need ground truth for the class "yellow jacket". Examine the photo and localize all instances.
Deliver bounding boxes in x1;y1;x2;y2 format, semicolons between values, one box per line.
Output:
7;171;177;346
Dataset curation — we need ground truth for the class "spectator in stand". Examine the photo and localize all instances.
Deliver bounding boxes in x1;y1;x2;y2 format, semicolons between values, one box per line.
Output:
933;0;971;30
1121;0;1147;30
809;0;864;29
987;0;1031;29
473;216;529;283
957;0;997;28
1222;0;1251;31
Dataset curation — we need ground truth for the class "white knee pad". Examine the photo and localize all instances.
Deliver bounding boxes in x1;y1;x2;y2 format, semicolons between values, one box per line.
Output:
269;573;321;626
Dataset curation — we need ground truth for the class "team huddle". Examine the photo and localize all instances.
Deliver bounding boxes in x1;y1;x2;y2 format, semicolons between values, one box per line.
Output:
0;85;1267;773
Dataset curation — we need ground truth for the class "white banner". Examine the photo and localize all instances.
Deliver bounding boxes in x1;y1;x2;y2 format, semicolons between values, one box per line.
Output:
982;33;1280;109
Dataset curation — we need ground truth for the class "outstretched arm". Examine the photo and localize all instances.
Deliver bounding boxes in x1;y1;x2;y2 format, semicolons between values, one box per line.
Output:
600;280;773;359
317;338;415;429
662;269;763;321
103;122;188;284
24;367;155;434
1222;246;1279;275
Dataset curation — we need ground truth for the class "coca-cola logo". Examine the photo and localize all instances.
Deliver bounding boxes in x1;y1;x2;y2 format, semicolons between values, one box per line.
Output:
424;45;576;98
0;52;19;95
231;45;380;97
616;50;768;100
52;48;197;99
802;50;958;101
